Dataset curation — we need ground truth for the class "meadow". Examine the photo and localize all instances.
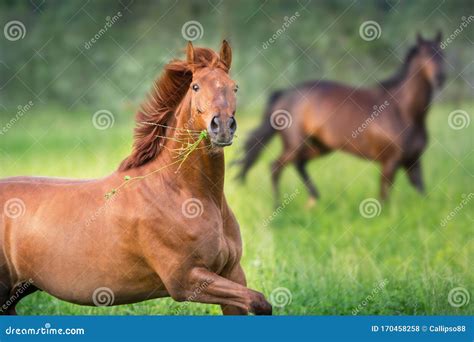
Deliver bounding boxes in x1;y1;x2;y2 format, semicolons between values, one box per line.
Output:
0;101;472;315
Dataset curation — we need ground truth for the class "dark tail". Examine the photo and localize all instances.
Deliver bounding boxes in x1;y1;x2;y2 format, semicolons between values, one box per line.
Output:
235;90;283;181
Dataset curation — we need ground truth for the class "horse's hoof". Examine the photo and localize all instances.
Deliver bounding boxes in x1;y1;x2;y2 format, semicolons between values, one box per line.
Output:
251;293;273;315
305;197;317;209
254;301;272;315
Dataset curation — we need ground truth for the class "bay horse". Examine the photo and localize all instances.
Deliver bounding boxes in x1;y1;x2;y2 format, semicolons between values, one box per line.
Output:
0;41;272;315
237;33;445;206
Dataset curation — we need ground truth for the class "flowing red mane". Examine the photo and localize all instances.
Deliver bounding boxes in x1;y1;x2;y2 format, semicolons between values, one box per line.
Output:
119;47;229;171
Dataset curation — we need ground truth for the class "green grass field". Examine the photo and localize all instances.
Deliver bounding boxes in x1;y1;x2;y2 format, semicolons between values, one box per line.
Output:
0;102;472;315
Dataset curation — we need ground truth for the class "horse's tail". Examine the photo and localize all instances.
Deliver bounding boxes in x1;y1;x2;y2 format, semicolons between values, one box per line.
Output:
235;90;283;182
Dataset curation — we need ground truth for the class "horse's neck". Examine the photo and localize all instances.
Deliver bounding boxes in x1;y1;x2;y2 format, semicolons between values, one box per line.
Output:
178;148;225;201
389;64;433;124
150;101;225;204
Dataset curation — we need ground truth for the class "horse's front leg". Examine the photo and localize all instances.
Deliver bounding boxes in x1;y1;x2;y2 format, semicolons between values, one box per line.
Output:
404;159;425;194
168;267;272;315
219;264;250;315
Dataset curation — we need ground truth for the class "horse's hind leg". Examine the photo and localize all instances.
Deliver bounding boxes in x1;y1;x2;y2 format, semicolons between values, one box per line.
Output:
295;158;320;208
0;281;38;315
380;158;400;201
0;262;12;315
0;286;11;315
271;152;297;207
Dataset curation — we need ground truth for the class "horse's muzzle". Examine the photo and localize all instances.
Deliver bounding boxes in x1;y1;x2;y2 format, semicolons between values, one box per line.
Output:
208;115;236;147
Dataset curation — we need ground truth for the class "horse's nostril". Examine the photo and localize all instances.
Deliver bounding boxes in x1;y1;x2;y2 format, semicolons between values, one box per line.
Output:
229;117;237;133
210;116;220;134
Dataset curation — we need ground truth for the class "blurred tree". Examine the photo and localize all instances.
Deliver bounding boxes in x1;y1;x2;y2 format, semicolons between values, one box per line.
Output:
0;0;471;113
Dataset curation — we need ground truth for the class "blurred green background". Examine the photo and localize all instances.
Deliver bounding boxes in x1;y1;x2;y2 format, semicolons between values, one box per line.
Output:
0;0;472;110
0;0;472;315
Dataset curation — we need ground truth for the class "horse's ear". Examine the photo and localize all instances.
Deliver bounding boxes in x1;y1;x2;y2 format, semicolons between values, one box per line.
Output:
220;40;232;70
186;41;195;65
416;32;424;45
435;30;442;43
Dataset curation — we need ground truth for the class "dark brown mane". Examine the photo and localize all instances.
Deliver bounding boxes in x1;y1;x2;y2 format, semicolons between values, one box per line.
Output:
379;45;419;89
119;47;229;171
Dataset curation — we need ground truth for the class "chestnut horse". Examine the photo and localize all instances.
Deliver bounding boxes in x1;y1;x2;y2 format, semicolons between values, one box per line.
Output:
237;33;445;206
0;41;272;315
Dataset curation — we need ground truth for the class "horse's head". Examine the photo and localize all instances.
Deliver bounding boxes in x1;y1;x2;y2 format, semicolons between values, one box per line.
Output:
413;31;445;88
186;41;238;148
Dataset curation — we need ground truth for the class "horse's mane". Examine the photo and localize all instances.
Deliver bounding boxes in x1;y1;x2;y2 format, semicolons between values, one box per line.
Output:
379;45;419;89
119;47;229;171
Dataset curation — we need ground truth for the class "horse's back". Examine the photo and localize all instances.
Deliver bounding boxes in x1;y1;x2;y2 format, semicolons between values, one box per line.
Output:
274;80;383;123
0;175;167;305
0;176;94;184
273;80;404;159
0;176;101;288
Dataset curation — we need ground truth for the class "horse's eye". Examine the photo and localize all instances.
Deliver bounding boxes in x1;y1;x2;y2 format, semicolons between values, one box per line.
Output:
192;84;200;92
234;85;239;93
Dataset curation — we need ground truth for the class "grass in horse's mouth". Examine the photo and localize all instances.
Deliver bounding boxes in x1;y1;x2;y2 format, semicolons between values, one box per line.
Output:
105;129;209;199
175;130;209;171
